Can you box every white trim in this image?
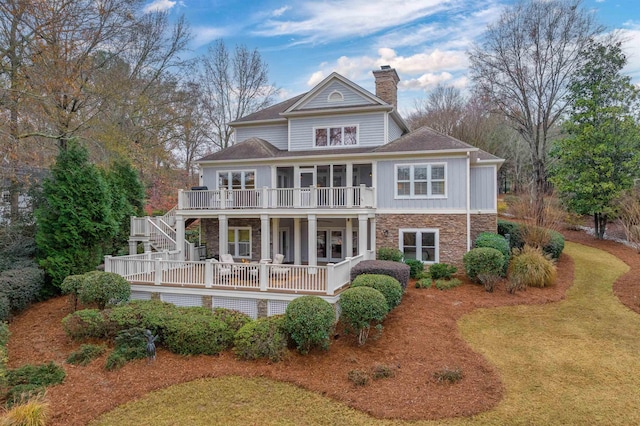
[376,208,467,214]
[313,124,359,148]
[394,163,447,199]
[466,152,471,251]
[384,111,389,144]
[327,90,344,102]
[398,228,439,264]
[216,169,257,190]
[228,226,252,259]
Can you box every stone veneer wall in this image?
[375,213,467,266]
[470,214,498,243]
[201,218,262,261]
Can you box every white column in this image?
[370,216,377,259]
[294,217,301,265]
[308,214,317,267]
[358,214,368,257]
[128,241,137,256]
[261,214,270,261]
[272,217,280,258]
[218,214,228,255]
[175,215,185,261]
[345,218,353,258]
[346,163,354,207]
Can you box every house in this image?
[112,66,502,318]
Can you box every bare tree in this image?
[199,40,278,150]
[407,84,465,135]
[468,0,602,222]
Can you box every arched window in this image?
[327,90,344,102]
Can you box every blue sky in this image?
[147,0,640,115]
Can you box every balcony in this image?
[178,186,375,211]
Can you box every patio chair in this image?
[270,254,290,278]
[211,258,232,278]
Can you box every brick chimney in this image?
[373,65,400,109]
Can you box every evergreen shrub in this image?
[0,266,45,313]
[283,296,335,354]
[339,287,388,345]
[233,316,288,362]
[105,327,148,370]
[62,309,108,340]
[463,247,505,283]
[66,344,106,366]
[475,232,510,273]
[350,274,403,311]
[163,315,230,355]
[350,260,410,290]
[497,219,525,250]
[428,263,457,280]
[77,271,131,309]
[377,247,403,262]
[404,259,424,278]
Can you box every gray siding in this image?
[470,166,496,211]
[298,81,375,110]
[202,165,272,190]
[289,112,385,151]
[388,116,404,142]
[234,124,288,150]
[376,157,468,210]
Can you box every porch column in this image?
[261,214,270,261]
[272,217,280,259]
[294,217,301,265]
[358,214,368,257]
[308,214,317,267]
[175,215,185,261]
[370,216,377,260]
[143,241,151,253]
[345,218,353,258]
[218,214,228,255]
[128,241,137,256]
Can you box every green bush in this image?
[350,274,403,311]
[543,230,565,260]
[7,362,66,387]
[428,263,457,280]
[463,247,505,283]
[105,327,147,370]
[283,296,335,354]
[62,309,108,340]
[339,287,388,346]
[415,277,432,288]
[377,247,403,262]
[0,293,10,322]
[1,322,9,391]
[350,260,410,290]
[497,219,525,250]
[163,315,230,355]
[508,246,557,292]
[475,232,510,274]
[404,259,424,278]
[0,321,9,347]
[61,274,85,310]
[77,271,131,309]
[4,383,46,407]
[210,308,253,336]
[105,300,179,338]
[233,316,288,362]
[435,278,462,290]
[0,266,45,313]
[66,344,106,366]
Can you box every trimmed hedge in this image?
[233,316,288,362]
[62,309,108,340]
[163,314,231,355]
[210,308,253,336]
[339,287,388,345]
[350,260,410,290]
[377,247,403,262]
[475,232,510,274]
[350,274,403,311]
[0,266,45,314]
[463,247,505,283]
[105,299,178,338]
[284,296,335,354]
[77,271,131,309]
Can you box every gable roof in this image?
[199,137,281,161]
[230,93,307,125]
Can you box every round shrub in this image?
[475,232,510,274]
[542,230,565,260]
[497,220,525,250]
[210,308,253,335]
[163,314,230,355]
[463,247,505,283]
[61,274,85,310]
[404,259,425,278]
[62,309,108,340]
[428,263,458,280]
[283,296,335,354]
[377,247,403,262]
[77,271,131,309]
[0,266,45,313]
[233,315,288,362]
[339,287,388,346]
[350,274,403,311]
[106,300,178,338]
[508,245,557,291]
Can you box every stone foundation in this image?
[470,214,498,243]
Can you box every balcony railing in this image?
[178,186,375,210]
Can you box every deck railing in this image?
[104,252,368,295]
[178,186,375,211]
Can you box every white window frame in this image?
[399,228,439,263]
[394,163,447,199]
[228,226,252,259]
[313,125,359,148]
[217,170,256,190]
[327,90,344,102]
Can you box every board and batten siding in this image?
[202,165,272,190]
[298,81,376,110]
[375,157,468,210]
[388,117,404,142]
[470,166,497,211]
[234,124,288,150]
[289,112,385,151]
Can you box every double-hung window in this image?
[395,164,446,198]
[399,229,438,263]
[228,227,251,258]
[314,126,358,147]
[218,170,255,190]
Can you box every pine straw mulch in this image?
[6,230,639,426]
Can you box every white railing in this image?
[148,219,176,252]
[178,186,375,210]
[106,251,367,295]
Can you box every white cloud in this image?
[272,6,290,17]
[254,0,454,45]
[620,25,640,84]
[401,72,453,90]
[143,0,176,13]
[307,71,326,86]
[192,26,230,47]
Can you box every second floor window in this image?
[315,126,358,147]
[218,170,255,190]
[396,164,446,198]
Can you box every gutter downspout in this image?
[466,151,471,251]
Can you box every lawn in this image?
[92,242,640,425]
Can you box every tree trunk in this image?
[534,159,546,226]
[594,213,608,239]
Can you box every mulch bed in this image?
[6,229,639,426]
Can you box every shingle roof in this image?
[198,138,281,161]
[373,126,476,152]
[230,93,307,124]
